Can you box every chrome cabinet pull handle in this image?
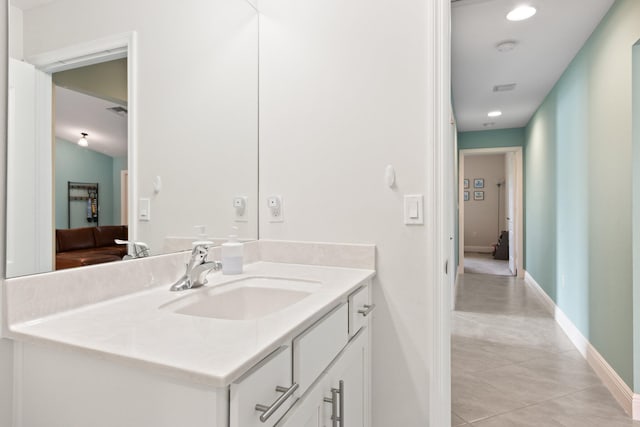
[255,382,299,422]
[323,380,344,427]
[357,304,376,317]
[338,380,344,427]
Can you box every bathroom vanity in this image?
[4,242,375,427]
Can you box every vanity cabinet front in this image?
[230,346,297,427]
[277,281,372,427]
[11,276,373,427]
[277,327,369,427]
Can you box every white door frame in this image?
[27,32,138,243]
[458,147,524,278]
[429,0,452,426]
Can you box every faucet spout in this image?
[169,243,222,291]
[189,261,223,288]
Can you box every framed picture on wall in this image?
[463,179,469,189]
[474,178,484,188]
[474,191,484,201]
[464,191,469,201]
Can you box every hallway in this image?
[463,253,512,276]
[452,273,640,426]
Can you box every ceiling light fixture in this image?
[488,111,502,118]
[78,132,89,147]
[506,5,537,21]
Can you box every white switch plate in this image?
[404,194,423,225]
[233,196,248,222]
[139,198,151,221]
[267,195,284,223]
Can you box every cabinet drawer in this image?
[348,283,372,337]
[293,303,348,394]
[230,346,297,427]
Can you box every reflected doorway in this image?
[53,58,128,232]
[6,34,135,278]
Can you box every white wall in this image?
[1,1,14,425]
[259,0,442,424]
[18,0,258,252]
[463,154,505,249]
[8,5,22,60]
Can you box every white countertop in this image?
[8,262,374,387]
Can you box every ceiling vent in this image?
[493,83,517,93]
[106,106,128,117]
[483,122,496,128]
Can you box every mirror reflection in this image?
[6,0,259,278]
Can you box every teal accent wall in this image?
[458,127,525,150]
[55,138,119,229]
[525,0,639,388]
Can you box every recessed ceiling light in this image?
[488,111,502,118]
[507,5,537,21]
[496,41,517,52]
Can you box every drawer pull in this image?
[323,380,344,427]
[357,304,376,317]
[255,382,299,422]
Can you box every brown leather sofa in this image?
[55,225,128,270]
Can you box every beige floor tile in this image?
[452,271,636,426]
[452,370,528,422]
[452,412,468,426]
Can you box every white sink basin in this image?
[161,276,321,320]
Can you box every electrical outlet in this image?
[233,196,248,222]
[267,195,283,223]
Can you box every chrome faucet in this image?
[115,239,150,259]
[170,243,222,292]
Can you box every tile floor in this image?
[452,273,640,426]
[464,252,512,276]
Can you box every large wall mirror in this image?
[6,0,259,278]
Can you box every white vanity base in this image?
[14,341,228,427]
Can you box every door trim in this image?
[430,0,452,426]
[27,32,138,245]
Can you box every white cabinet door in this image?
[277,374,327,427]
[230,346,297,427]
[322,329,369,427]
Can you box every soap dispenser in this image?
[221,227,243,275]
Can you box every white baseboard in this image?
[464,246,493,253]
[524,271,636,419]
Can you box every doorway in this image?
[5,33,137,278]
[52,58,128,231]
[458,147,523,278]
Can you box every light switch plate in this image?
[139,198,151,221]
[404,194,423,225]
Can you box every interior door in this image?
[505,152,516,275]
[7,58,53,277]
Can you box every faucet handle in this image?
[191,240,214,261]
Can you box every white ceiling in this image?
[55,86,128,158]
[452,0,615,132]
